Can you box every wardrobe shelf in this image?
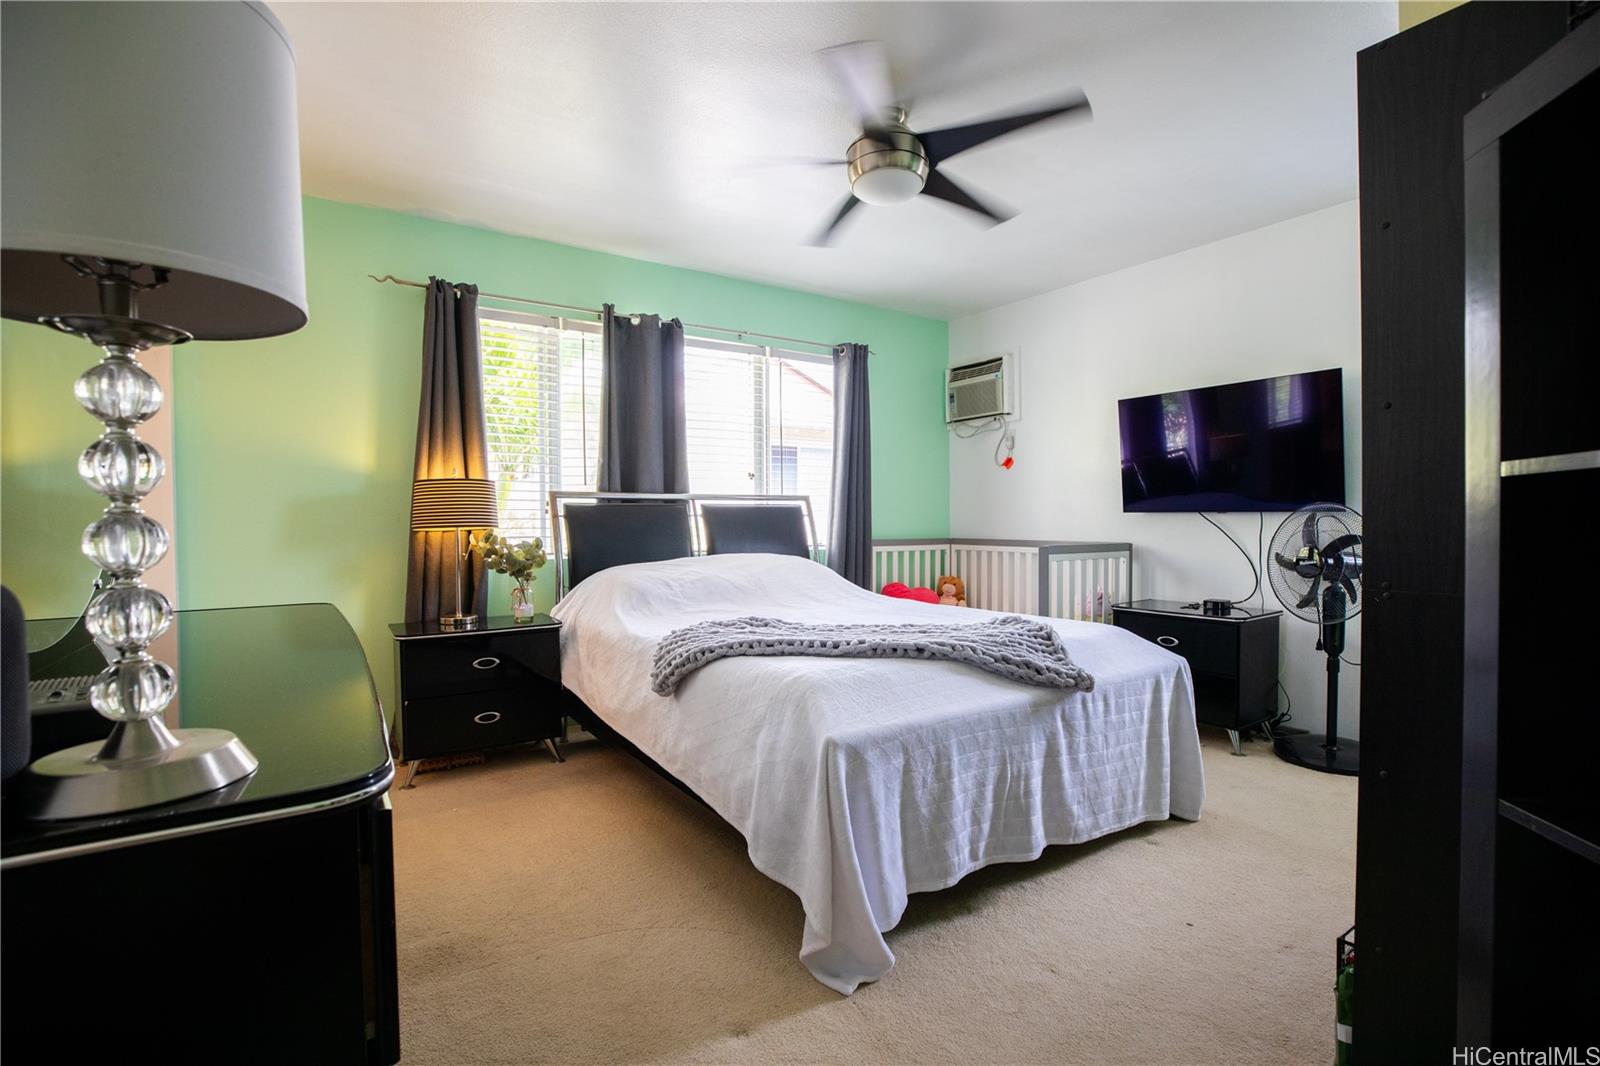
[1499,450,1600,477]
[1498,798,1600,866]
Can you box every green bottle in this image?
[1335,949,1355,1066]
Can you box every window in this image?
[683,339,835,545]
[479,309,601,540]
[479,312,835,547]
[769,445,798,488]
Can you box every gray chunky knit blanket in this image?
[650,615,1095,696]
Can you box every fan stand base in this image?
[1274,733,1359,776]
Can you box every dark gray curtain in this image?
[405,278,490,622]
[597,303,689,493]
[828,342,872,587]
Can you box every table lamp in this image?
[1,2,307,818]
[410,479,500,631]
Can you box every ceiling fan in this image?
[804,40,1093,245]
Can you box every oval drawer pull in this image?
[1155,635,1180,648]
[472,711,503,725]
[471,656,500,670]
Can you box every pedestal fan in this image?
[1268,503,1363,775]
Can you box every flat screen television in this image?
[1118,368,1345,512]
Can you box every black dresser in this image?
[390,614,566,786]
[2,603,399,1065]
[1111,599,1281,754]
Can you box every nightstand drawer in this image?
[1113,610,1239,677]
[399,629,559,699]
[398,692,560,760]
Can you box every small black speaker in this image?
[2,585,31,780]
[1202,598,1234,616]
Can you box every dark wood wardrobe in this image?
[1355,2,1593,1059]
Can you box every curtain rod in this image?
[367,274,852,354]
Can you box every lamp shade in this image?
[410,479,500,532]
[1,1,307,339]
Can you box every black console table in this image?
[1111,599,1281,754]
[1,603,399,1065]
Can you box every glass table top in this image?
[389,613,559,639]
[4,602,393,860]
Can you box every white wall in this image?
[948,200,1362,739]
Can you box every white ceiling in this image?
[272,1,1395,320]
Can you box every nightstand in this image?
[389,614,565,787]
[1111,599,1281,756]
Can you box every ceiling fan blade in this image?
[1296,578,1322,611]
[820,41,896,137]
[921,169,1012,225]
[1323,533,1361,557]
[1340,575,1359,604]
[1301,511,1320,548]
[810,195,862,246]
[919,90,1091,167]
[741,156,848,170]
[1273,552,1299,571]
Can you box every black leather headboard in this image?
[563,501,694,590]
[701,503,810,559]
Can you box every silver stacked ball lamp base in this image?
[26,723,260,821]
[18,262,258,821]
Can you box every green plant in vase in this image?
[470,531,548,622]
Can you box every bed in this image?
[548,492,1205,994]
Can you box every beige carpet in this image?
[390,728,1356,1065]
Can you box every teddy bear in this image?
[936,574,966,606]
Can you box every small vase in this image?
[510,579,536,622]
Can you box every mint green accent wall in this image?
[0,322,105,618]
[2,197,949,713]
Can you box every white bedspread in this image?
[553,553,1205,993]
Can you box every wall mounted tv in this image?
[1118,368,1346,513]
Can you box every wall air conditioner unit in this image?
[946,356,1009,424]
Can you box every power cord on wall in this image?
[992,417,1015,469]
[1262,680,1294,736]
[950,415,1003,439]
[1254,511,1265,613]
[1198,512,1260,607]
[951,414,1016,469]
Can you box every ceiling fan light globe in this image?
[851,167,926,206]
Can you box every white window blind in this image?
[683,339,835,545]
[479,309,601,540]
[480,311,835,547]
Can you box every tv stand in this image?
[1111,599,1281,754]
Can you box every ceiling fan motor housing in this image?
[847,128,929,206]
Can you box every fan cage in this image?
[1267,504,1363,625]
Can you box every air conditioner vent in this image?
[946,357,1009,424]
[949,358,1003,384]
